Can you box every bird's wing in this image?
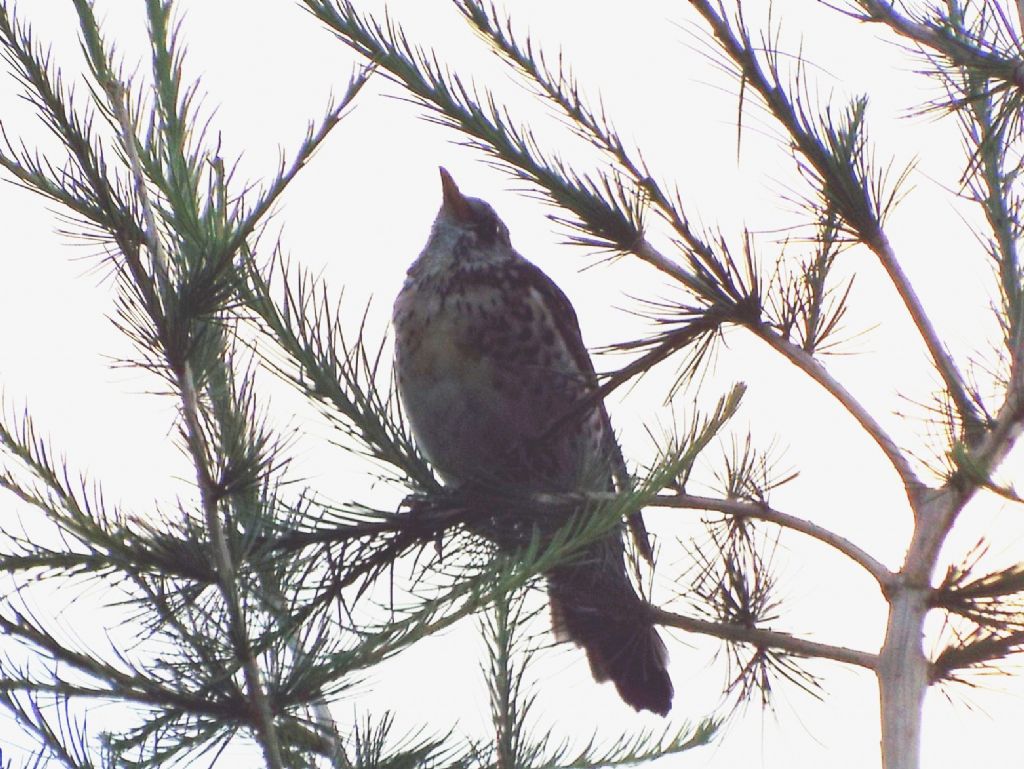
[508,258,654,562]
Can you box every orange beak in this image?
[439,167,473,222]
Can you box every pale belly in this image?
[394,296,607,493]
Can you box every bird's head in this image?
[421,168,513,268]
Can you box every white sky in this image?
[1,1,1023,767]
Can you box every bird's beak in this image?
[439,167,473,222]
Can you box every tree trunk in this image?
[877,585,929,769]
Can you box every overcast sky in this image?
[1,1,1023,767]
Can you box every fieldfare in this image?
[393,168,673,715]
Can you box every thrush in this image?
[393,168,673,715]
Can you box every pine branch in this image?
[0,609,247,720]
[929,3,1024,377]
[451,0,727,292]
[343,713,458,769]
[71,0,288,761]
[239,249,433,489]
[753,325,923,496]
[844,0,1024,91]
[535,720,718,769]
[690,0,981,439]
[481,590,535,769]
[106,75,283,768]
[650,607,877,670]
[227,66,372,258]
[477,590,717,769]
[767,214,854,356]
[0,692,94,769]
[0,1,390,761]
[649,493,893,587]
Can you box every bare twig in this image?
[751,325,923,499]
[648,492,894,587]
[633,237,698,287]
[650,606,878,670]
[864,227,982,436]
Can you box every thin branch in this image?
[648,492,894,587]
[853,0,1024,90]
[650,606,878,670]
[633,237,704,290]
[603,236,923,502]
[0,612,244,719]
[602,230,924,502]
[864,226,983,439]
[106,78,283,768]
[689,0,980,435]
[751,324,923,499]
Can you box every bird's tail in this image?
[547,557,673,716]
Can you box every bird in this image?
[392,167,673,716]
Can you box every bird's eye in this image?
[477,218,500,243]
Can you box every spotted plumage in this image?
[393,168,673,715]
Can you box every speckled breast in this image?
[393,268,609,494]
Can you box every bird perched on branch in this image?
[393,168,673,715]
